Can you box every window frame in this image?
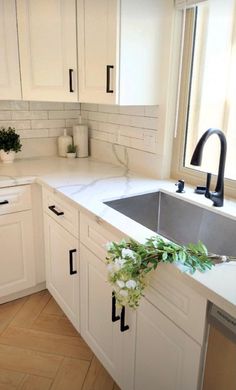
[171,7,236,199]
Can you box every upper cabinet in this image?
[0,0,21,100]
[77,0,173,105]
[16,0,78,102]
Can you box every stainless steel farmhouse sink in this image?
[104,191,236,257]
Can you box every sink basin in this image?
[104,191,236,257]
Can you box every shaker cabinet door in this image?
[0,211,35,298]
[134,298,202,390]
[44,215,79,329]
[80,244,135,390]
[0,0,21,100]
[77,0,118,104]
[17,0,78,102]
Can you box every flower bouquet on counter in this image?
[106,237,214,309]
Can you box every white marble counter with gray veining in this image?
[1,155,236,317]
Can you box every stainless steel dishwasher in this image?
[203,304,236,390]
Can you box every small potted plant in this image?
[66,142,77,159]
[0,127,22,163]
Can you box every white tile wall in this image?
[81,103,163,178]
[0,101,81,158]
[81,103,159,155]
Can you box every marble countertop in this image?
[1,156,236,317]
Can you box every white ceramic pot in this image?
[0,150,16,164]
[66,152,76,159]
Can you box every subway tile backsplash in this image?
[0,100,162,177]
[81,103,159,155]
[0,101,80,159]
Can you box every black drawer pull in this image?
[112,292,120,322]
[0,200,9,205]
[69,68,74,92]
[69,249,77,275]
[48,205,64,216]
[106,65,114,93]
[120,306,129,332]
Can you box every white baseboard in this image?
[0,282,47,304]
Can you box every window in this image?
[172,0,236,191]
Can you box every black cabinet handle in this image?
[48,205,64,216]
[106,65,114,93]
[69,68,74,92]
[112,292,120,322]
[69,249,77,275]
[120,306,129,332]
[0,200,9,205]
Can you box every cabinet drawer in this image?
[145,264,207,345]
[43,188,79,238]
[80,213,124,261]
[0,185,31,215]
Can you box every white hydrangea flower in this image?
[126,279,137,289]
[119,289,128,297]
[106,242,115,251]
[121,248,136,259]
[107,264,114,273]
[116,280,125,288]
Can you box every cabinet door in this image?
[0,0,21,100]
[134,298,202,390]
[0,211,35,297]
[80,244,135,390]
[44,215,79,329]
[77,0,119,104]
[17,0,77,102]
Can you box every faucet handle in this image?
[205,172,212,198]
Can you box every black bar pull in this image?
[69,69,74,92]
[69,249,77,275]
[112,292,120,322]
[48,205,64,216]
[0,200,9,205]
[106,65,114,93]
[120,306,129,332]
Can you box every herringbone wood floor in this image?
[0,290,120,390]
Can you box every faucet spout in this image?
[190,128,227,207]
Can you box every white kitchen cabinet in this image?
[77,0,174,105]
[44,214,79,330]
[0,0,21,100]
[80,244,135,390]
[134,297,202,390]
[0,185,36,300]
[17,0,77,102]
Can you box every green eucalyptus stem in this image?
[106,236,215,309]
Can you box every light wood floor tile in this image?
[0,326,93,361]
[82,356,114,390]
[42,297,65,317]
[18,374,52,390]
[32,313,78,337]
[0,383,17,390]
[0,298,28,335]
[11,291,51,328]
[51,357,90,390]
[0,344,63,379]
[0,368,25,387]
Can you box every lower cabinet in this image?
[134,298,202,390]
[0,210,35,298]
[79,212,205,390]
[80,244,135,390]
[44,214,79,330]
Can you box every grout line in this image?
[81,354,94,390]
